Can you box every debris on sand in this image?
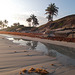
[19,67,49,75]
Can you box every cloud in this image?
[24,11,40,15]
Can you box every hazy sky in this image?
[0,0,75,26]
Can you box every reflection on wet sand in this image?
[44,43,75,59]
[26,41,38,50]
[7,37,75,66]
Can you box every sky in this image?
[0,0,75,27]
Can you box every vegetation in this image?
[1,24,36,32]
[13,22,20,26]
[1,25,24,32]
[0,3,75,39]
[26,14,39,27]
[0,21,3,27]
[31,14,75,33]
[45,3,59,21]
[0,31,75,42]
[3,20,8,27]
[1,14,75,35]
[30,14,39,27]
[0,20,8,28]
[46,15,52,21]
[26,18,32,27]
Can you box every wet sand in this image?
[0,35,75,75]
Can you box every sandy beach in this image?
[0,34,75,75]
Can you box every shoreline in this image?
[0,31,75,49]
[0,34,75,75]
[20,35,75,49]
[0,31,75,42]
[1,33,75,49]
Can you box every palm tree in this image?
[0,21,3,28]
[30,14,39,27]
[46,15,52,21]
[45,3,59,21]
[17,22,20,26]
[4,20,8,25]
[3,20,8,27]
[32,17,39,27]
[26,18,32,27]
[4,20,8,24]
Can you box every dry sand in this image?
[0,34,75,75]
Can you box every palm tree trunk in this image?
[51,15,53,21]
[29,22,31,27]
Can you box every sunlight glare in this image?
[0,0,16,21]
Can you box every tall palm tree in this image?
[3,20,8,27]
[30,14,39,27]
[45,3,59,21]
[30,14,36,20]
[32,17,39,27]
[26,18,32,27]
[4,20,8,24]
